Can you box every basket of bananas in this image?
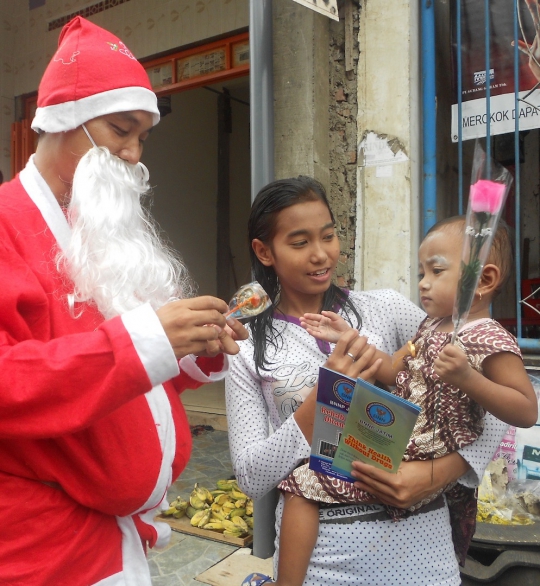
[159,479,254,545]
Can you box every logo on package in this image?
[366,402,395,426]
[473,69,494,87]
[333,379,354,405]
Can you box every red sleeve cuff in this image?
[194,354,225,376]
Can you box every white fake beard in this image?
[57,146,193,319]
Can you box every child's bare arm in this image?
[300,310,349,343]
[301,310,409,385]
[434,346,538,428]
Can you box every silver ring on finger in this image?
[346,352,356,362]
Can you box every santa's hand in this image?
[157,296,230,359]
[433,343,472,388]
[300,310,350,343]
[224,317,249,341]
[202,318,249,357]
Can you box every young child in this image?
[274,216,537,586]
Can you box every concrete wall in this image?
[271,0,420,299]
[355,0,421,300]
[272,0,359,290]
[272,0,330,187]
[328,8,360,290]
[0,0,249,180]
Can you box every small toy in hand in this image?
[225,281,271,320]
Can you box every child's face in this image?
[418,228,462,319]
[261,199,340,306]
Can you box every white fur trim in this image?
[115,516,153,586]
[114,384,175,583]
[179,353,229,383]
[135,384,176,514]
[121,304,179,388]
[138,502,171,549]
[32,86,160,133]
[92,572,126,586]
[19,155,71,251]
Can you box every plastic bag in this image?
[476,458,538,525]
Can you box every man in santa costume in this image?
[0,16,247,586]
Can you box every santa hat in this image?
[32,16,160,133]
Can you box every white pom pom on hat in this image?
[32,16,160,133]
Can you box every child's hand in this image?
[300,310,351,343]
[433,344,473,388]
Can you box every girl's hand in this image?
[300,310,350,343]
[325,328,382,381]
[350,453,470,508]
[433,344,473,388]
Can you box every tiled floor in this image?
[148,429,241,585]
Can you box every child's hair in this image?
[248,176,362,375]
[425,215,513,295]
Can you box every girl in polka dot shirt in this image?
[226,176,510,586]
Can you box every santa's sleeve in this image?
[121,303,228,394]
[0,239,178,438]
[174,354,228,392]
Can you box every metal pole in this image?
[249,0,277,560]
[421,0,437,235]
[457,0,464,214]
[514,0,521,342]
[484,0,491,171]
[250,0,274,201]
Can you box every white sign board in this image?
[451,90,540,142]
[292,0,339,21]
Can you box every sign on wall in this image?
[451,0,540,141]
[292,0,339,21]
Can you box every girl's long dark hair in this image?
[248,176,362,375]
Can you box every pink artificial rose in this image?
[469,179,506,214]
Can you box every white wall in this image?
[355,0,420,300]
[229,88,252,288]
[141,81,251,299]
[142,88,218,296]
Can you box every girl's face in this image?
[254,199,340,313]
[418,228,462,319]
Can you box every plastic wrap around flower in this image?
[451,141,513,344]
[225,281,271,320]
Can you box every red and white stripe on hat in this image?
[32,16,160,133]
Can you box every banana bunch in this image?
[200,479,254,537]
[161,496,189,519]
[189,483,213,510]
[165,480,254,538]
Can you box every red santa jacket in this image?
[0,160,226,586]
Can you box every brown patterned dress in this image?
[279,317,522,565]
